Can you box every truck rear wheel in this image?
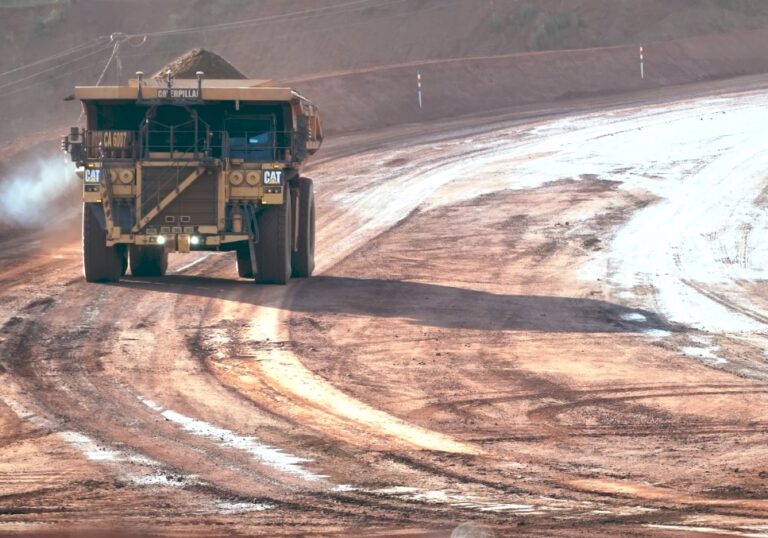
[291,177,315,278]
[129,245,168,277]
[254,199,291,284]
[83,203,122,283]
[236,244,254,278]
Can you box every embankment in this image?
[287,27,768,133]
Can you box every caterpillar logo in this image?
[157,88,200,99]
[84,169,101,183]
[263,170,283,185]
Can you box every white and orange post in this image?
[417,71,423,109]
[640,44,645,80]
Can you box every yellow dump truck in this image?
[62,70,322,284]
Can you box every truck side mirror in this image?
[64,127,83,163]
[293,116,309,161]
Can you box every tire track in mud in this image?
[186,142,659,524]
[206,291,480,455]
[0,256,539,531]
[190,283,575,524]
[0,287,322,521]
[162,160,668,527]
[114,266,536,524]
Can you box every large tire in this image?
[83,203,122,283]
[254,199,291,284]
[236,243,254,278]
[291,177,315,278]
[129,245,168,277]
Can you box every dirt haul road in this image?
[3,80,768,537]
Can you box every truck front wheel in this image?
[254,199,291,284]
[82,203,122,283]
[291,177,315,278]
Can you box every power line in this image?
[0,0,460,99]
[93,35,122,88]
[0,0,394,88]
[0,33,144,98]
[0,45,110,91]
[0,36,109,80]
[2,61,100,99]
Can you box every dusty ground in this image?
[3,78,768,537]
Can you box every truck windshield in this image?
[226,116,275,161]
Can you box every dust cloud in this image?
[0,156,77,229]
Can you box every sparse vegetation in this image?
[528,11,582,51]
[714,0,764,16]
[486,11,504,33]
[486,3,537,36]
[35,1,69,32]
[508,4,538,33]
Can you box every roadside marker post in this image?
[417,71,423,109]
[640,44,645,80]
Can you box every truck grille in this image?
[140,166,218,228]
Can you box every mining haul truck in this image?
[62,71,322,284]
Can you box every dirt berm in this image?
[286,27,768,133]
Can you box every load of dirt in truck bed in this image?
[153,48,247,80]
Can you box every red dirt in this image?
[4,3,768,536]
[2,77,768,535]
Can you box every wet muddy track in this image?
[4,79,768,536]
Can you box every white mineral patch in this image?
[331,484,357,492]
[59,430,202,490]
[371,486,559,513]
[643,329,672,339]
[128,473,198,488]
[60,431,159,465]
[681,346,728,365]
[137,396,325,482]
[620,312,647,322]
[646,524,768,537]
[216,501,275,514]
